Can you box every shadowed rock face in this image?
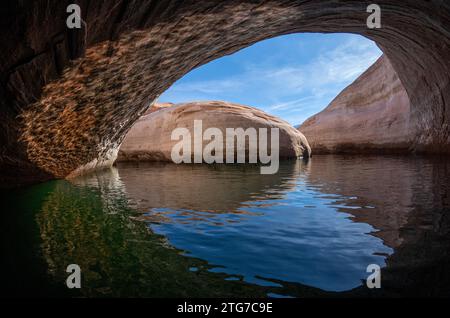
[117,101,311,162]
[299,56,412,154]
[1,1,449,185]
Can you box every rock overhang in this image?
[0,0,449,185]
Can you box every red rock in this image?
[118,101,311,162]
[143,102,174,116]
[299,56,411,154]
[0,1,449,184]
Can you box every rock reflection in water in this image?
[114,161,392,291]
[2,155,448,297]
[114,162,302,224]
[302,155,450,296]
[113,157,450,296]
[36,175,273,297]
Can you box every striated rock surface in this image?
[143,102,174,116]
[0,1,449,185]
[118,101,311,162]
[299,56,412,154]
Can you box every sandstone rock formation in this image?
[143,102,174,116]
[299,56,411,154]
[117,101,311,162]
[0,1,449,185]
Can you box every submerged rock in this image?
[299,56,411,154]
[118,101,311,162]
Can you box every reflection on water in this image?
[1,155,449,297]
[115,161,391,291]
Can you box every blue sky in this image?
[159,33,382,126]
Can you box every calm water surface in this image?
[1,155,449,297]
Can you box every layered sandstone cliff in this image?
[118,101,311,162]
[299,56,411,154]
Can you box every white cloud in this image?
[170,79,243,94]
[161,34,383,125]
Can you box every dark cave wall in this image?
[0,0,449,185]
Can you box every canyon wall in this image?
[1,1,449,185]
[299,56,412,154]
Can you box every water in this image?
[1,155,449,297]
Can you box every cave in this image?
[1,0,449,187]
[1,1,450,300]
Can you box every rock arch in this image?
[1,0,449,185]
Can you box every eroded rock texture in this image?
[1,1,449,185]
[299,56,412,154]
[143,102,174,116]
[117,101,311,162]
